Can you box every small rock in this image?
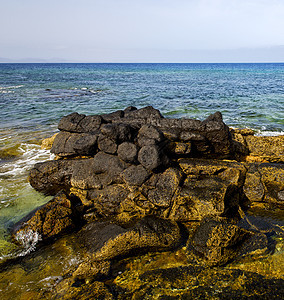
[97,134,118,154]
[137,125,164,147]
[148,168,182,207]
[122,165,150,186]
[138,145,162,171]
[117,142,138,163]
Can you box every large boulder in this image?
[190,216,269,266]
[58,112,102,133]
[29,159,76,195]
[168,158,247,221]
[243,162,284,207]
[79,216,181,261]
[245,135,284,163]
[51,131,98,157]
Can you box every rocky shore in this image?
[12,106,284,299]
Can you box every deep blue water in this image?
[1,63,283,136]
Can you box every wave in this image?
[0,85,24,94]
[0,143,55,179]
[256,130,284,137]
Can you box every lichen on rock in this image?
[11,106,284,299]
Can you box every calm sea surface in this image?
[0,63,283,261]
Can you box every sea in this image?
[0,63,283,297]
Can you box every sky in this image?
[0,0,284,62]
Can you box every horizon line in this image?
[0,61,283,64]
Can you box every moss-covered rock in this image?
[12,191,81,241]
[78,216,181,261]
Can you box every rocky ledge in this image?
[12,106,284,299]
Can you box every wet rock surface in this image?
[9,107,284,299]
[12,191,82,241]
[79,216,181,261]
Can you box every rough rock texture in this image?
[13,107,284,299]
[79,216,181,261]
[114,266,284,299]
[41,133,59,150]
[245,135,284,163]
[50,106,234,159]
[13,191,81,241]
[29,159,75,195]
[72,260,111,282]
[243,163,284,206]
[28,107,284,229]
[55,280,113,300]
[190,216,268,265]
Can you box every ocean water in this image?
[0,63,283,266]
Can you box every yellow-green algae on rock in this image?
[1,107,284,299]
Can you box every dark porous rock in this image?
[79,216,181,261]
[148,168,182,208]
[201,111,232,157]
[70,159,112,190]
[100,123,133,143]
[169,177,237,222]
[51,131,98,157]
[180,118,203,131]
[137,124,164,147]
[138,145,162,171]
[117,142,138,163]
[79,115,104,133]
[191,217,249,265]
[58,112,102,133]
[13,191,81,241]
[122,165,150,186]
[72,133,99,156]
[98,134,118,154]
[124,105,163,120]
[93,152,130,178]
[124,106,137,114]
[101,110,124,122]
[29,159,76,195]
[58,112,85,132]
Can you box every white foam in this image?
[0,85,24,90]
[230,126,284,137]
[39,276,63,287]
[0,85,24,94]
[0,143,55,178]
[15,228,42,256]
[255,130,284,137]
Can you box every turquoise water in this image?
[0,63,283,260]
[1,63,283,133]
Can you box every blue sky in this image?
[1,0,283,62]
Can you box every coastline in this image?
[0,62,283,298]
[1,107,283,299]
